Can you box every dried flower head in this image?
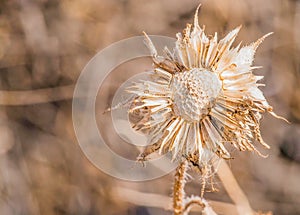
[127,7,284,169]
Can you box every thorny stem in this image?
[173,160,219,215]
[173,160,188,215]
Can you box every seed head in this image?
[171,68,222,122]
[127,7,285,168]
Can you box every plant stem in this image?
[173,160,188,215]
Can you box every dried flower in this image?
[127,6,284,169]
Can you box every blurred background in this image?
[0,0,299,214]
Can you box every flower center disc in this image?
[171,68,222,122]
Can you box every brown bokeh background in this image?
[0,0,299,214]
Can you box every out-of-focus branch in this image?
[0,85,75,105]
[214,160,254,215]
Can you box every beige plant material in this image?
[129,5,283,174]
